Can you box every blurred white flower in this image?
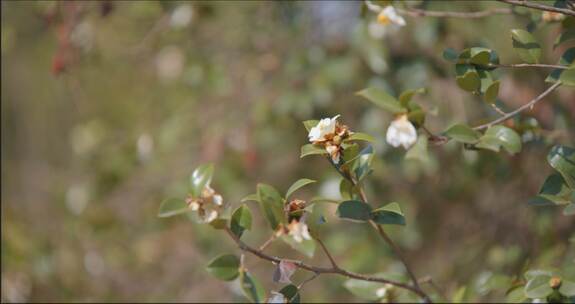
[156,46,185,82]
[187,185,224,223]
[368,20,400,39]
[308,115,339,142]
[377,6,406,27]
[386,115,417,149]
[65,183,89,215]
[287,219,311,243]
[267,291,286,304]
[325,144,341,164]
[170,4,194,29]
[70,21,94,52]
[137,133,154,162]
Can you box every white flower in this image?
[386,115,417,149]
[170,4,194,29]
[267,292,286,304]
[187,185,224,223]
[377,6,406,27]
[325,144,341,164]
[288,219,312,243]
[308,115,340,142]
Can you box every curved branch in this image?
[473,81,562,131]
[489,63,570,70]
[498,0,575,17]
[223,227,431,302]
[398,7,512,18]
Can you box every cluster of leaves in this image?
[529,145,575,215]
[506,270,575,303]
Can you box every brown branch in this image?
[258,234,277,251]
[398,7,512,18]
[473,81,562,131]
[498,0,575,17]
[489,63,570,70]
[223,227,430,301]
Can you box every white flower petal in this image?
[386,115,417,149]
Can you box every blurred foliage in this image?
[1,0,574,302]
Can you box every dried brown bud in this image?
[549,276,562,289]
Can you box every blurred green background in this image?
[1,1,574,302]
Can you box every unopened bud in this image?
[549,276,562,289]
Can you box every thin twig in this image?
[398,7,512,18]
[223,227,430,301]
[258,234,277,252]
[297,272,320,290]
[498,0,575,17]
[315,237,339,269]
[491,104,508,116]
[489,63,569,70]
[473,81,562,131]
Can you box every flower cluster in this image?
[308,115,351,164]
[386,114,417,149]
[282,199,312,243]
[186,185,224,223]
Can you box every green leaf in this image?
[281,235,316,258]
[559,67,575,87]
[443,48,458,62]
[479,126,522,155]
[257,184,285,230]
[547,145,575,188]
[456,70,481,92]
[300,144,328,158]
[564,204,575,216]
[407,108,426,128]
[189,163,214,198]
[241,193,260,203]
[340,178,355,200]
[206,254,240,281]
[209,218,228,230]
[470,47,491,65]
[356,87,405,114]
[345,132,375,143]
[475,135,502,152]
[560,279,575,296]
[285,178,316,200]
[399,87,426,106]
[511,29,541,64]
[444,124,481,144]
[530,174,573,206]
[484,80,500,104]
[230,205,252,238]
[303,120,319,132]
[546,48,574,84]
[524,275,553,299]
[279,284,301,303]
[452,286,467,303]
[371,202,406,226]
[158,198,189,218]
[343,279,384,301]
[337,200,372,222]
[352,145,374,182]
[240,270,266,303]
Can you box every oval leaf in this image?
[206,254,240,281]
[524,275,553,299]
[356,87,405,114]
[484,81,500,104]
[456,70,481,92]
[231,205,253,238]
[511,29,541,64]
[337,200,372,222]
[257,184,285,230]
[371,202,406,226]
[240,270,266,303]
[345,132,375,143]
[158,198,188,218]
[547,145,575,188]
[286,178,316,200]
[444,124,481,144]
[279,284,301,303]
[300,144,328,158]
[483,125,522,154]
[190,163,214,198]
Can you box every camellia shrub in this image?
[159,1,574,303]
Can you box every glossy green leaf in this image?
[300,144,328,158]
[547,145,575,188]
[337,200,372,222]
[230,205,252,238]
[524,275,553,299]
[444,124,481,144]
[279,284,301,303]
[189,163,214,198]
[456,70,481,92]
[342,143,360,165]
[559,67,575,87]
[209,218,228,230]
[546,48,574,84]
[257,183,285,230]
[443,48,458,62]
[285,178,316,200]
[484,80,500,104]
[529,174,573,206]
[158,198,189,218]
[340,178,355,200]
[345,132,375,143]
[281,235,315,258]
[371,202,406,226]
[303,120,319,132]
[481,126,522,154]
[206,254,240,281]
[475,135,502,152]
[470,47,491,65]
[511,29,541,64]
[356,87,405,114]
[399,87,426,106]
[240,270,266,303]
[352,145,374,181]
